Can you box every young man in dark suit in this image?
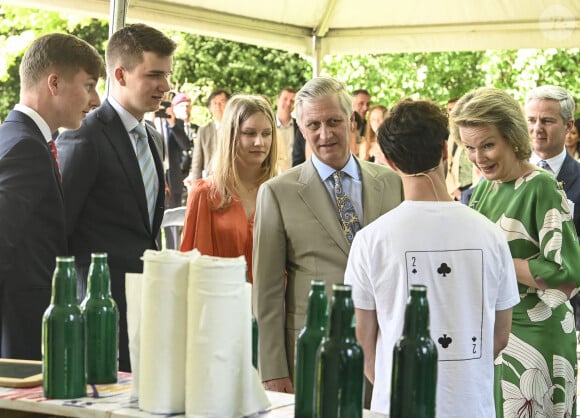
[57,24,176,371]
[0,33,104,360]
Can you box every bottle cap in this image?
[55,256,75,262]
[410,284,427,295]
[332,284,352,294]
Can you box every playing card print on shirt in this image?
[405,249,484,362]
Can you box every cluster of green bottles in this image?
[294,281,364,418]
[42,253,119,399]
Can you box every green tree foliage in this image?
[173,33,312,96]
[171,32,311,124]
[322,49,579,110]
[0,6,109,118]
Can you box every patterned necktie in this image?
[537,160,553,173]
[332,170,362,244]
[47,140,61,179]
[133,123,156,226]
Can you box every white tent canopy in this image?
[5,0,579,64]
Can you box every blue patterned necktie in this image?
[537,160,553,173]
[133,123,156,226]
[332,170,362,244]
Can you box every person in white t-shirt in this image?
[344,99,520,417]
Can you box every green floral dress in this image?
[470,169,580,417]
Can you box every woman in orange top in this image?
[180,95,278,283]
[358,104,388,164]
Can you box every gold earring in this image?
[514,146,519,152]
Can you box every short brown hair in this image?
[19,33,105,90]
[105,23,176,74]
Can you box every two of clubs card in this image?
[406,249,485,361]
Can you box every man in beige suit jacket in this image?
[253,77,403,393]
[189,89,230,180]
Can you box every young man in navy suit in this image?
[57,24,176,371]
[0,34,104,360]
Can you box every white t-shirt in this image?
[345,201,519,418]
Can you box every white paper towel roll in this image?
[139,249,200,414]
[125,273,143,401]
[186,255,270,418]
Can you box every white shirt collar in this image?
[311,153,360,181]
[276,114,294,129]
[530,148,566,176]
[14,104,52,143]
[107,96,141,132]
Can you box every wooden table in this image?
[0,372,388,417]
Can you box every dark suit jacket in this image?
[57,99,164,371]
[164,119,192,208]
[288,119,307,167]
[557,153,580,330]
[0,110,66,360]
[557,153,580,236]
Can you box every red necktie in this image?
[48,140,61,179]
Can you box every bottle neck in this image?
[305,286,328,329]
[327,291,356,340]
[87,255,111,297]
[51,258,77,305]
[402,292,431,337]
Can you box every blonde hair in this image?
[450,87,531,161]
[210,94,278,209]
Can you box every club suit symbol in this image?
[438,334,452,348]
[437,262,451,277]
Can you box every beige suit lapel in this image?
[297,160,350,256]
[360,162,385,226]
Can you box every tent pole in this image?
[106,0,128,95]
[109,0,127,37]
[312,35,321,77]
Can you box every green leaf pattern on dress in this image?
[473,170,580,418]
[500,334,575,417]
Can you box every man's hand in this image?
[166,105,176,127]
[263,377,294,393]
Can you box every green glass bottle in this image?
[42,256,86,399]
[295,280,328,418]
[252,314,258,369]
[314,284,363,418]
[247,271,258,369]
[81,253,118,384]
[390,284,437,418]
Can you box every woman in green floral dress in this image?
[450,87,580,417]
